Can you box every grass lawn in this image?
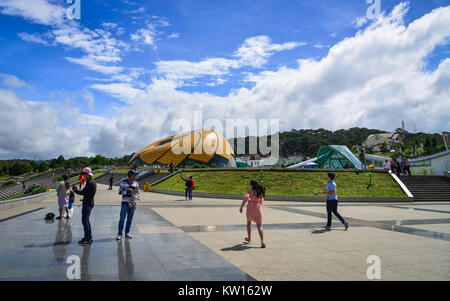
[152,171,406,197]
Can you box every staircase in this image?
[399,176,450,201]
[0,184,25,201]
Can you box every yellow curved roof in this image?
[130,129,235,166]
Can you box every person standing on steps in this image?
[72,167,97,244]
[116,170,140,240]
[314,173,348,231]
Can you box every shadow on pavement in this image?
[221,243,260,251]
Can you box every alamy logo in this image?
[66,0,81,20]
[366,0,381,20]
[366,255,381,280]
[66,255,81,280]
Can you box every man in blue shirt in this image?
[315,173,349,231]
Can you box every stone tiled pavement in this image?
[0,184,449,281]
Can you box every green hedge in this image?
[25,185,46,195]
[53,171,81,182]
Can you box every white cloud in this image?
[233,35,301,68]
[0,89,87,159]
[354,16,368,28]
[17,32,52,45]
[90,83,147,102]
[65,56,123,74]
[167,32,180,39]
[0,74,27,88]
[0,0,66,26]
[155,35,303,84]
[130,28,156,46]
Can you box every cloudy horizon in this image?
[0,0,449,160]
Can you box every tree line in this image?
[0,153,135,177]
[228,127,445,158]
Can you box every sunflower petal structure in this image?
[130,129,236,167]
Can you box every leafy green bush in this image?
[25,185,46,195]
[91,165,101,171]
[193,163,201,168]
[210,164,218,168]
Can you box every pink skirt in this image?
[246,201,263,225]
[58,195,69,208]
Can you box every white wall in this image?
[411,153,450,176]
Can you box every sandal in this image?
[261,242,266,248]
[244,237,251,243]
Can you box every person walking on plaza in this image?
[359,149,367,170]
[240,180,266,248]
[108,174,114,190]
[180,174,194,200]
[72,167,96,244]
[314,173,348,231]
[56,174,71,220]
[116,170,140,240]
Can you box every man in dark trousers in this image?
[108,174,114,190]
[73,167,97,244]
[359,149,366,170]
[315,173,348,231]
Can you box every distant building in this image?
[410,150,450,176]
[362,133,402,152]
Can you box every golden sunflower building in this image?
[130,129,237,168]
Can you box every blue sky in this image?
[0,0,449,159]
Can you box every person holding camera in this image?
[180,174,194,200]
[116,170,140,240]
[72,167,97,244]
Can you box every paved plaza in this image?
[0,184,449,281]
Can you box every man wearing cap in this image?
[72,167,97,244]
[56,174,71,220]
[116,170,140,240]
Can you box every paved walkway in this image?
[0,184,449,281]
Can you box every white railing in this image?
[389,170,414,198]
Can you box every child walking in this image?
[239,180,266,248]
[315,173,349,231]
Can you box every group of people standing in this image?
[385,156,411,176]
[54,168,140,245]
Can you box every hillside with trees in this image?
[228,127,445,158]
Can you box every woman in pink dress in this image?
[239,180,266,248]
